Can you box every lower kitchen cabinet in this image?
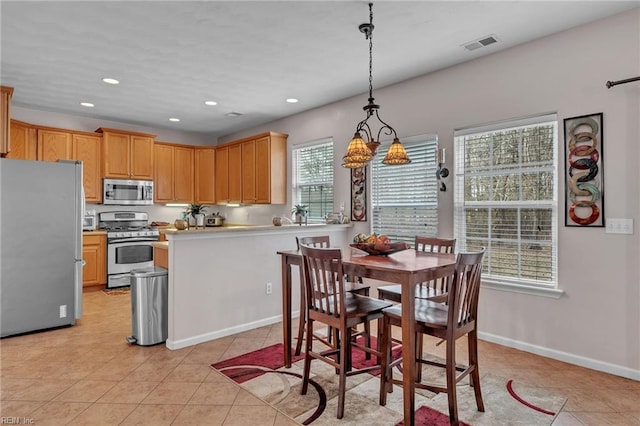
[82,233,106,288]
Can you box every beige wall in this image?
[221,9,640,378]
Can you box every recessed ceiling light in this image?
[80,102,94,107]
[169,118,181,122]
[286,98,299,103]
[225,112,243,117]
[204,100,218,106]
[102,77,119,85]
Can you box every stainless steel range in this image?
[98,211,160,288]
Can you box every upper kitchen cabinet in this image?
[0,86,14,156]
[73,133,102,203]
[37,128,72,161]
[241,132,287,204]
[6,120,37,160]
[97,127,155,180]
[215,143,242,204]
[37,126,102,203]
[154,142,194,204]
[194,147,215,204]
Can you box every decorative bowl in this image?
[349,242,409,256]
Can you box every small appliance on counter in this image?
[83,209,97,230]
[205,213,225,227]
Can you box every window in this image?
[371,135,438,245]
[292,139,333,220]
[454,113,559,294]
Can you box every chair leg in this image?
[445,337,459,425]
[415,332,423,383]
[468,330,485,412]
[363,320,372,361]
[301,318,314,395]
[295,290,306,356]
[379,315,391,406]
[333,327,341,374]
[337,327,348,419]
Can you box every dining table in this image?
[276,246,457,426]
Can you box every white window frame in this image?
[291,138,334,221]
[454,113,563,299]
[371,134,439,245]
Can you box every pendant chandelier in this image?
[342,2,410,168]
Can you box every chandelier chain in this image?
[368,3,374,105]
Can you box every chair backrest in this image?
[415,236,456,253]
[447,249,485,331]
[296,235,331,250]
[300,245,345,318]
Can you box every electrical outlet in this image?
[266,282,273,295]
[59,305,67,318]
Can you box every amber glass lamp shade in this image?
[382,138,411,165]
[343,132,373,166]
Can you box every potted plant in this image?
[291,204,308,224]
[185,203,208,228]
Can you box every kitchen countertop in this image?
[162,223,347,236]
[83,230,107,235]
[152,241,168,249]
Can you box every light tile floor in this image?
[1,289,638,425]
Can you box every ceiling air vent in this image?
[462,34,498,52]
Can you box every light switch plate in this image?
[605,218,634,234]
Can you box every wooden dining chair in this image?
[378,249,485,426]
[377,236,456,303]
[300,245,392,419]
[294,236,370,357]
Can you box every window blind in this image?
[292,140,334,219]
[454,114,558,288]
[371,136,438,245]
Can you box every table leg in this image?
[401,279,416,426]
[281,256,292,368]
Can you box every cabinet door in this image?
[173,146,194,203]
[228,143,242,203]
[38,129,72,162]
[242,140,256,203]
[103,132,131,178]
[82,234,106,287]
[0,86,13,155]
[131,136,154,179]
[195,148,215,204]
[215,146,229,203]
[154,144,174,202]
[7,121,37,160]
[254,136,271,203]
[73,134,102,203]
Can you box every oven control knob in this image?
[132,231,140,237]
[117,232,125,238]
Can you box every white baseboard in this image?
[166,314,284,350]
[478,331,640,381]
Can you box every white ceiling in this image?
[2,1,638,138]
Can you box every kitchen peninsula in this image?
[162,223,351,349]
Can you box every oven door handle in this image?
[108,237,158,244]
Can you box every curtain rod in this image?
[605,76,640,89]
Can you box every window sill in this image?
[481,279,564,299]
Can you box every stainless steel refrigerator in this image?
[0,158,83,337]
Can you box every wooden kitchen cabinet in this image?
[0,86,14,156]
[215,145,229,203]
[73,133,102,203]
[194,147,215,204]
[6,120,37,160]
[36,126,102,203]
[242,132,288,204]
[97,127,155,179]
[216,131,287,205]
[37,128,73,161]
[154,142,194,203]
[82,233,106,288]
[213,143,240,204]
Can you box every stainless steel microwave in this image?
[103,178,153,205]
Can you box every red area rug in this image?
[211,342,566,425]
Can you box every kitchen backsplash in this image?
[90,203,291,226]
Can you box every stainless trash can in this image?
[127,267,168,346]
